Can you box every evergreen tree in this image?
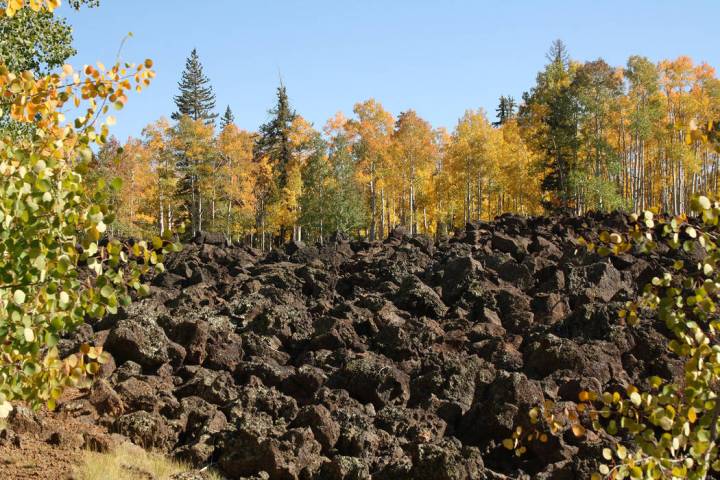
[519,40,580,212]
[172,49,218,124]
[220,105,235,130]
[546,38,570,69]
[255,83,297,193]
[493,95,517,127]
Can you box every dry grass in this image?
[74,442,222,480]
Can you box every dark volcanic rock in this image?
[395,275,448,319]
[85,212,680,479]
[332,352,410,409]
[105,303,172,370]
[114,411,178,451]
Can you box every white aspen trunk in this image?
[261,216,266,251]
[198,196,203,233]
[190,174,196,236]
[465,157,471,224]
[226,201,232,240]
[380,188,385,239]
[409,182,415,235]
[476,176,483,220]
[369,161,377,240]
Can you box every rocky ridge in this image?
[54,212,687,479]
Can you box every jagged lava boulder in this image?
[79,214,687,479]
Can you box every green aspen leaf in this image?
[59,291,70,307]
[100,284,114,298]
[0,401,12,419]
[698,196,712,210]
[659,415,673,431]
[13,289,26,305]
[23,327,34,342]
[45,332,58,347]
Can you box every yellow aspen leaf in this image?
[529,407,539,423]
[616,445,627,459]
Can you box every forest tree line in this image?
[95,40,720,246]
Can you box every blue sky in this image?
[62,0,720,141]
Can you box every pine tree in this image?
[255,83,297,192]
[546,39,570,69]
[220,105,235,130]
[493,96,517,127]
[172,49,218,124]
[519,40,579,212]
